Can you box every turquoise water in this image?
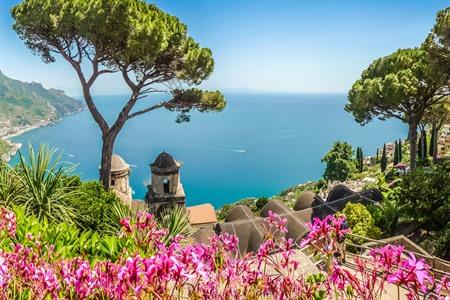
[11,93,406,208]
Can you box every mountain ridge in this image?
[0,70,84,129]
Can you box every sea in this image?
[10,93,407,208]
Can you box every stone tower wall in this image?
[151,172,179,195]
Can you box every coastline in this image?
[0,107,84,162]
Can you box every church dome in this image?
[152,152,177,169]
[111,154,129,172]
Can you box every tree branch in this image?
[126,101,169,120]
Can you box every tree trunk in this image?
[408,122,418,170]
[99,132,117,190]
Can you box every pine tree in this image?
[393,140,399,165]
[381,143,387,172]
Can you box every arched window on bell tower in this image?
[163,178,170,194]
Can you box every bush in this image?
[67,181,123,233]
[341,202,381,244]
[430,223,450,260]
[396,162,450,231]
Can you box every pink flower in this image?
[267,210,288,233]
[387,253,434,294]
[0,208,16,237]
[0,256,11,289]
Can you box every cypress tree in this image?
[398,139,403,162]
[417,134,423,162]
[356,147,360,172]
[418,129,427,162]
[393,140,399,165]
[359,147,364,172]
[423,129,427,161]
[429,127,435,157]
[381,143,387,172]
[376,148,379,161]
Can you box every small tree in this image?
[398,139,403,162]
[321,141,356,182]
[380,144,387,172]
[12,0,226,189]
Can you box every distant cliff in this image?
[0,71,84,160]
[0,71,84,129]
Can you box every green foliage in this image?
[14,145,79,224]
[1,206,130,262]
[216,196,274,221]
[321,141,356,182]
[341,202,382,244]
[11,0,226,120]
[346,47,446,125]
[356,147,363,173]
[393,140,399,165]
[158,205,192,245]
[380,144,387,172]
[430,223,450,260]
[66,181,123,233]
[417,129,428,164]
[255,197,269,211]
[398,139,403,162]
[346,47,449,169]
[367,194,405,236]
[426,7,450,79]
[0,161,22,208]
[0,139,12,157]
[396,161,450,231]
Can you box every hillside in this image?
[0,71,83,130]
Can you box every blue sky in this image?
[0,0,448,95]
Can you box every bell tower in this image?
[110,154,132,206]
[146,152,186,213]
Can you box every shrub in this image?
[341,202,382,244]
[430,223,450,260]
[396,162,450,231]
[67,181,123,233]
[367,193,405,236]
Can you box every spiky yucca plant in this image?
[16,145,79,224]
[158,204,193,245]
[0,161,22,208]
